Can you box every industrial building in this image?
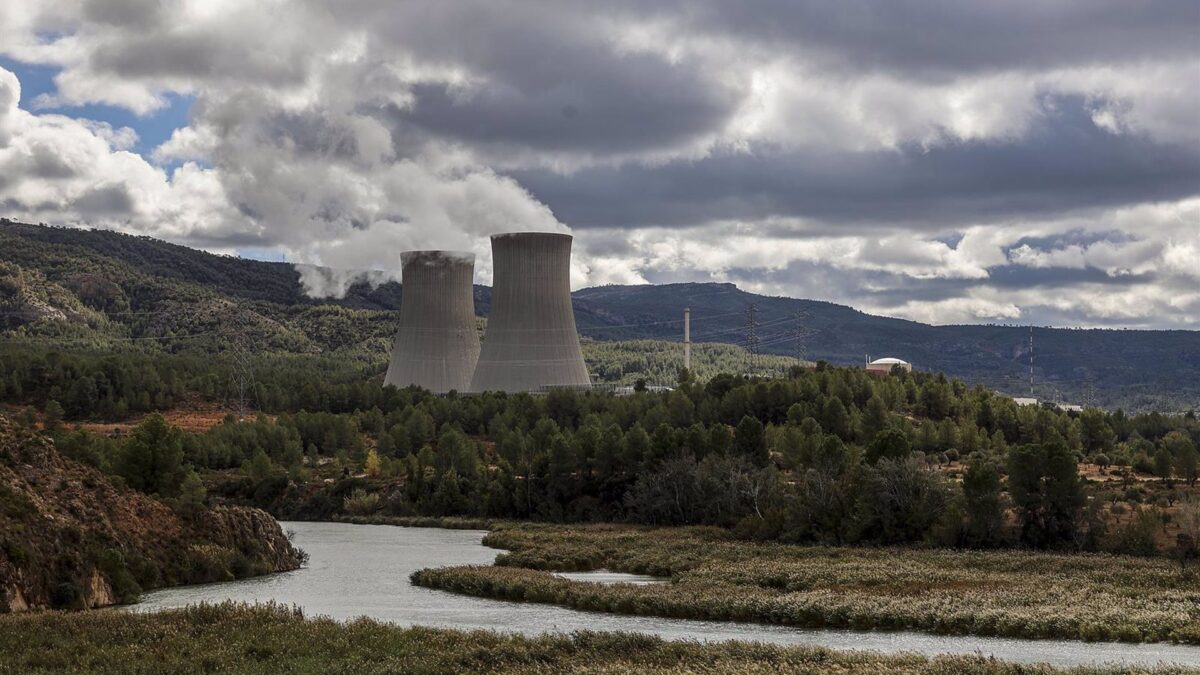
[470,232,591,393]
[384,250,480,394]
[865,357,912,375]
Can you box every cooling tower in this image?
[384,251,481,394]
[470,232,591,393]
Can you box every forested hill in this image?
[574,284,1200,412]
[2,220,1198,411]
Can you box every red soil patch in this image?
[79,404,271,437]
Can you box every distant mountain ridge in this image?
[2,219,1197,411]
[574,283,1200,411]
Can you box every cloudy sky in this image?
[1,1,1197,327]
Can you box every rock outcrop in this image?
[0,416,301,612]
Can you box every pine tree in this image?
[1007,433,1083,548]
[962,461,1004,547]
[734,415,768,467]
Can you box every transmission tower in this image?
[745,303,759,374]
[1028,325,1035,398]
[226,324,257,422]
[793,309,811,364]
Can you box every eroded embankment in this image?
[412,523,1200,645]
[0,416,301,612]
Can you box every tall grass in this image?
[335,514,497,530]
[0,602,1186,674]
[411,524,1200,645]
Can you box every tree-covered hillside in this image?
[2,219,1198,410]
[575,284,1200,412]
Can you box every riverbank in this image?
[411,523,1200,645]
[336,514,499,530]
[0,416,302,612]
[3,602,1192,675]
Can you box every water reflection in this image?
[131,522,1200,668]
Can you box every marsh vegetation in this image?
[1,602,1192,675]
[412,524,1200,645]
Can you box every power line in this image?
[745,303,759,374]
[689,314,794,341]
[0,329,223,344]
[584,309,745,330]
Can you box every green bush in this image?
[343,489,382,516]
[95,548,142,604]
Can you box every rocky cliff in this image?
[0,415,301,612]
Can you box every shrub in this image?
[96,548,142,604]
[51,580,81,609]
[0,485,36,519]
[1107,508,1163,557]
[2,538,30,566]
[187,544,236,583]
[343,489,382,516]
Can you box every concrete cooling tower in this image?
[384,251,481,394]
[470,232,591,393]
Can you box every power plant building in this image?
[384,250,481,394]
[470,232,591,393]
[865,357,912,375]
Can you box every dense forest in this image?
[10,355,1198,562]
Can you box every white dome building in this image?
[866,357,912,375]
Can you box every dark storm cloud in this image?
[254,109,366,162]
[714,259,1197,330]
[82,0,166,29]
[348,3,743,158]
[399,65,736,154]
[985,265,1153,289]
[841,266,1151,308]
[1009,230,1137,251]
[665,0,1200,78]
[90,33,310,85]
[514,98,1200,229]
[73,184,134,214]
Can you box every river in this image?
[130,521,1200,668]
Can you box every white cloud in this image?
[0,2,1196,325]
[870,297,1024,326]
[0,66,242,239]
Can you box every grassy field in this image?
[0,602,1191,675]
[411,524,1200,645]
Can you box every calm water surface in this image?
[132,521,1200,668]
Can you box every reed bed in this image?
[0,602,1188,674]
[411,524,1200,645]
[336,514,498,530]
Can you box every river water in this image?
[131,521,1200,668]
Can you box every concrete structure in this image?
[384,250,480,394]
[865,356,912,375]
[470,232,591,393]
